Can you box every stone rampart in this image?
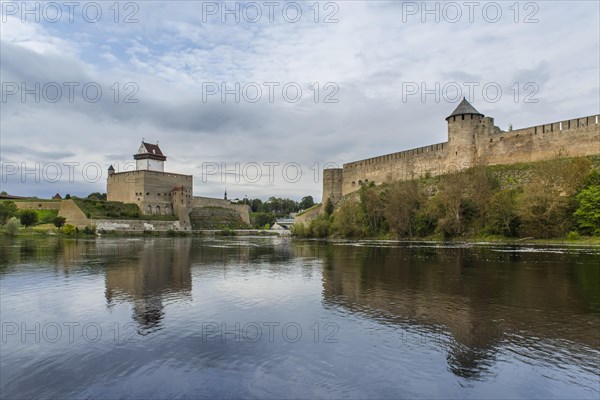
[14,201,61,210]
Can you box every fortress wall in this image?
[486,114,600,165]
[140,171,192,215]
[322,168,343,203]
[341,143,448,195]
[108,170,193,215]
[14,201,61,210]
[95,219,181,232]
[191,197,251,225]
[107,171,144,204]
[323,112,598,204]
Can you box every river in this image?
[0,237,598,399]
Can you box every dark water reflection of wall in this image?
[317,242,600,379]
[1,237,598,381]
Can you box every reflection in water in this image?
[102,237,298,333]
[1,237,598,399]
[104,239,192,333]
[319,243,600,380]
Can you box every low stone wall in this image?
[95,219,182,232]
[14,201,61,210]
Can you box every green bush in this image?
[19,210,38,227]
[566,231,581,241]
[83,225,96,235]
[251,212,275,228]
[309,217,330,238]
[486,189,520,237]
[0,201,17,224]
[573,185,600,236]
[6,217,20,236]
[63,224,77,235]
[291,223,308,237]
[53,216,66,229]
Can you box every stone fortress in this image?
[107,142,250,229]
[322,99,600,204]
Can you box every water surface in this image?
[1,237,598,399]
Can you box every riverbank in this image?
[0,227,285,238]
[1,227,598,246]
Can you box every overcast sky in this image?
[1,1,599,201]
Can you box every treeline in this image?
[244,196,315,228]
[294,157,600,240]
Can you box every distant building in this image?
[52,193,62,200]
[107,141,250,229]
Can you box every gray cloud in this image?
[1,1,599,201]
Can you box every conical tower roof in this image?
[446,98,483,120]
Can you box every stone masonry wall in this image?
[107,170,193,215]
[95,219,182,232]
[326,113,599,202]
[341,143,448,196]
[485,115,599,165]
[15,201,61,210]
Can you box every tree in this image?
[252,212,275,228]
[324,198,334,216]
[487,189,520,236]
[384,180,423,237]
[87,192,106,201]
[250,198,263,212]
[360,184,386,234]
[299,196,315,210]
[53,216,67,229]
[516,184,572,239]
[65,194,71,199]
[436,171,474,237]
[6,217,20,236]
[19,210,38,227]
[330,199,366,238]
[0,201,18,224]
[514,159,590,239]
[306,216,329,238]
[573,185,600,236]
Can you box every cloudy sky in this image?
[1,1,599,201]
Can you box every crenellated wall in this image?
[324,111,599,203]
[340,142,448,196]
[485,115,599,165]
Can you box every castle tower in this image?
[108,165,115,176]
[134,141,167,172]
[322,168,343,205]
[446,98,484,170]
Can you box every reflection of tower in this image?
[319,244,501,380]
[105,239,192,333]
